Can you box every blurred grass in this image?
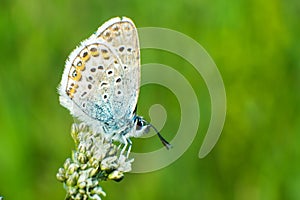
[0,0,300,199]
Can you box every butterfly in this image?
[58,17,170,155]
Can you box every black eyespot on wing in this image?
[98,65,103,70]
[119,46,124,52]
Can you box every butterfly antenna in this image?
[148,123,172,150]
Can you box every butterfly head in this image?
[134,116,172,150]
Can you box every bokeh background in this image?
[1,0,299,199]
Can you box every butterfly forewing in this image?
[95,18,140,119]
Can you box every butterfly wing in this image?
[95,17,140,121]
[58,17,140,134]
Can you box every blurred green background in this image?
[0,0,299,199]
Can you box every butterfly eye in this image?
[137,118,143,127]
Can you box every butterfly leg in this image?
[125,138,132,158]
[117,143,122,150]
[120,135,132,158]
[120,136,127,156]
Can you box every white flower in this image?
[57,123,134,200]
